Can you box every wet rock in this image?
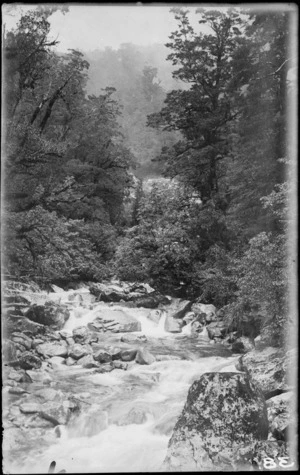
[234,440,289,470]
[92,309,141,333]
[109,347,122,360]
[120,349,137,362]
[89,282,129,302]
[66,337,75,346]
[20,372,33,383]
[19,403,42,414]
[147,309,162,324]
[191,302,217,322]
[39,400,78,426]
[2,340,19,361]
[135,348,155,365]
[32,338,45,349]
[78,354,98,368]
[96,363,114,373]
[113,361,128,370]
[267,391,293,441]
[66,357,76,366]
[18,352,42,370]
[48,356,66,368]
[35,388,63,402]
[206,321,227,339]
[68,344,92,360]
[183,312,195,324]
[8,387,28,395]
[170,299,192,320]
[8,369,25,382]
[25,301,70,330]
[26,370,52,384]
[134,292,170,308]
[163,372,268,471]
[72,326,90,343]
[11,332,32,350]
[93,349,112,363]
[236,347,296,398]
[58,330,69,339]
[120,334,147,343]
[6,316,46,336]
[232,336,255,354]
[164,314,182,333]
[36,342,68,358]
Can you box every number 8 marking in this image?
[263,457,277,469]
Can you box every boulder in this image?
[36,342,68,358]
[163,372,268,472]
[35,388,63,401]
[183,312,195,324]
[232,336,255,354]
[169,300,192,320]
[107,347,122,360]
[133,292,170,309]
[135,348,156,365]
[68,344,92,360]
[66,357,76,366]
[48,356,66,368]
[72,326,90,343]
[120,349,137,362]
[191,302,217,322]
[18,352,42,370]
[93,349,112,363]
[2,340,19,361]
[92,309,141,333]
[25,302,70,330]
[11,332,32,350]
[96,363,114,373]
[77,354,98,368]
[113,361,128,370]
[89,283,129,302]
[236,348,296,399]
[164,314,182,333]
[20,403,42,414]
[32,338,45,349]
[6,316,46,336]
[120,334,147,344]
[206,321,227,339]
[39,400,79,426]
[267,391,294,441]
[147,309,162,324]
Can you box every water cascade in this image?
[4,288,238,474]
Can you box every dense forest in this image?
[3,5,296,347]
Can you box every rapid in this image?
[4,288,238,474]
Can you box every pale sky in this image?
[2,4,207,52]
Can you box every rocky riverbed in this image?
[2,280,298,473]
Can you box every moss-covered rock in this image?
[163,372,268,471]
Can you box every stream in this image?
[4,288,239,474]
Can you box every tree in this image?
[148,7,246,205]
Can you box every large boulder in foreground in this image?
[25,302,70,330]
[236,347,296,399]
[163,372,268,472]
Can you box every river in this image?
[4,288,239,474]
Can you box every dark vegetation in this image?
[3,6,295,345]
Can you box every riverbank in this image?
[2,280,297,472]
